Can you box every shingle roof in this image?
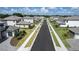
[56,21,66,25]
[53,16,79,21]
[16,21,32,25]
[65,16,79,21]
[0,21,4,24]
[3,16,22,21]
[6,26,19,32]
[69,27,79,34]
[23,16,34,19]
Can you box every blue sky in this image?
[0,7,79,15]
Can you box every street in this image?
[31,20,55,51]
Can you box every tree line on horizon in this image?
[0,13,73,18]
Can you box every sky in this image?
[0,7,79,15]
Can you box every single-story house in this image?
[0,16,22,26]
[69,27,79,39]
[16,21,34,28]
[6,26,19,37]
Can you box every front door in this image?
[8,32,12,37]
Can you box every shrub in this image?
[55,24,59,28]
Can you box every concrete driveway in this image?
[67,39,79,51]
[0,37,17,51]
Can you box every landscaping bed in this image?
[50,21,73,48]
[16,26,36,48]
[10,31,26,46]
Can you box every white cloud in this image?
[31,9,37,12]
[40,7,48,13]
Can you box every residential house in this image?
[65,16,79,27]
[23,16,34,23]
[0,21,7,41]
[69,28,79,39]
[33,16,41,23]
[6,26,19,37]
[54,16,79,27]
[15,16,34,28]
[1,16,22,26]
[16,21,33,28]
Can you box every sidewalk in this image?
[47,20,67,51]
[17,21,42,51]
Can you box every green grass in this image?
[51,31,61,47]
[50,21,72,48]
[25,30,37,47]
[16,27,36,48]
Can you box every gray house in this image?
[6,26,19,37]
[0,21,7,42]
[69,28,79,39]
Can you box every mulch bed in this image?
[10,37,20,46]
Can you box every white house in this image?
[1,16,22,26]
[54,16,79,27]
[16,21,34,28]
[23,16,34,24]
[65,16,79,27]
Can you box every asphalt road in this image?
[31,20,55,51]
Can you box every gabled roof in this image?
[23,16,34,20]
[6,26,19,32]
[65,16,79,21]
[54,17,66,21]
[69,27,79,34]
[56,21,66,25]
[2,16,22,21]
[16,21,32,25]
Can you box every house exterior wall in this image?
[15,25,29,28]
[60,25,67,27]
[74,34,79,39]
[66,21,79,27]
[6,21,16,26]
[59,21,79,27]
[24,19,33,23]
[56,21,67,27]
[6,32,14,38]
[0,32,2,39]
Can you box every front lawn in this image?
[16,27,36,48]
[50,21,73,48]
[51,31,61,47]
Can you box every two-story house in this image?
[1,16,22,26]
